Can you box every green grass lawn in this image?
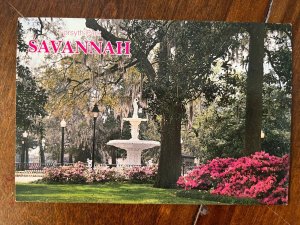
[16,182,218,204]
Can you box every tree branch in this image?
[85,19,157,81]
[85,19,126,45]
[265,48,283,78]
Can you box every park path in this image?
[15,176,42,183]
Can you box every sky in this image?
[19,18,90,69]
[64,18,86,31]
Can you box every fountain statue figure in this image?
[132,98,139,118]
[107,99,160,165]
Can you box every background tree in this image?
[261,25,292,156]
[180,25,291,160]
[16,21,48,166]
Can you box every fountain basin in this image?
[123,118,148,122]
[107,140,160,165]
[107,140,160,151]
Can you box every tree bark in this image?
[154,103,183,188]
[244,24,265,155]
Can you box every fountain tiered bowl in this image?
[106,99,160,165]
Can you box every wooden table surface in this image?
[0,0,299,224]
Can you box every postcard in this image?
[16,18,291,205]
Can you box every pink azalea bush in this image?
[43,163,158,184]
[85,166,127,183]
[177,157,235,190]
[126,165,158,183]
[177,151,289,205]
[43,162,87,183]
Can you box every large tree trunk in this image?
[244,24,265,155]
[154,103,183,188]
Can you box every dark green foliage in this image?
[16,20,48,131]
[17,21,28,52]
[265,24,292,94]
[16,59,48,130]
[142,22,242,117]
[261,25,292,156]
[16,20,48,166]
[261,82,291,156]
[182,24,291,160]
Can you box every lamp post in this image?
[261,130,265,149]
[22,131,28,169]
[261,130,265,139]
[37,116,46,167]
[60,119,66,166]
[91,104,100,169]
[20,140,25,170]
[41,138,46,166]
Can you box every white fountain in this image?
[107,98,160,165]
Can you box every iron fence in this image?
[15,162,81,171]
[15,162,155,171]
[15,162,196,175]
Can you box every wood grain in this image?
[0,0,299,224]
